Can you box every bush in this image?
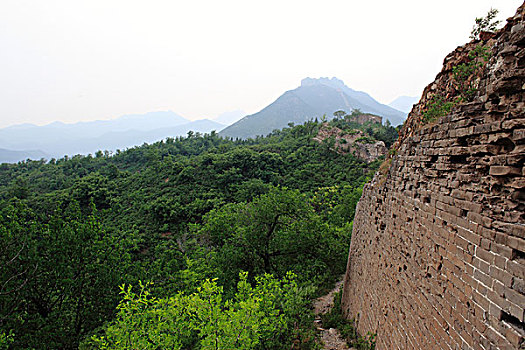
[452,45,491,101]
[0,331,14,350]
[85,272,317,350]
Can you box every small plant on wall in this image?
[422,95,456,124]
[452,45,492,101]
[420,8,497,125]
[470,8,501,40]
[422,44,492,124]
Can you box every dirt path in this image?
[313,280,353,350]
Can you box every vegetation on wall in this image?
[419,10,499,125]
[422,44,491,124]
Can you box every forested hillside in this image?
[0,115,397,349]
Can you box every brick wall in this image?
[342,4,525,349]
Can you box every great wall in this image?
[342,3,525,349]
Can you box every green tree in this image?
[201,187,350,290]
[470,8,501,40]
[0,117,386,348]
[333,110,346,120]
[0,202,130,349]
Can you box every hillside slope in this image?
[219,78,406,139]
[342,5,525,349]
[0,115,396,348]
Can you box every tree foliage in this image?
[85,272,315,350]
[0,202,130,349]
[470,8,501,40]
[0,118,395,348]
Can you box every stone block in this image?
[489,166,522,176]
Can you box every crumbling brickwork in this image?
[342,4,525,349]
[313,124,387,162]
[348,114,383,125]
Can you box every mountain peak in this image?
[301,77,347,90]
[220,78,408,139]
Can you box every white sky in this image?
[0,0,522,128]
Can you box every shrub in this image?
[422,95,456,124]
[452,45,491,101]
[0,331,14,350]
[85,272,317,350]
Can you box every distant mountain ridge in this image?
[3,111,189,139]
[213,110,246,125]
[388,95,419,114]
[0,111,224,163]
[0,148,49,163]
[0,80,409,161]
[219,77,407,139]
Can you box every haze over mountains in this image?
[0,148,49,164]
[219,78,407,139]
[0,111,224,162]
[0,77,410,163]
[212,110,246,125]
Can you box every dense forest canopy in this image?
[0,115,397,349]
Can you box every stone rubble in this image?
[314,280,354,350]
[313,123,387,163]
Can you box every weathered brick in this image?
[341,10,525,349]
[489,266,514,287]
[508,303,525,323]
[513,128,525,140]
[504,326,524,348]
[507,235,525,253]
[501,118,525,130]
[490,242,515,260]
[512,277,525,294]
[493,221,525,239]
[505,288,525,309]
[475,247,495,265]
[489,166,521,176]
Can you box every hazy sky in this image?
[0,0,522,128]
